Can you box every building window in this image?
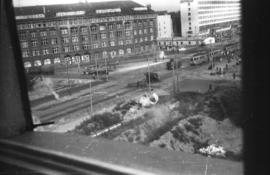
[102,51,107,58]
[30,32,36,38]
[40,31,47,37]
[145,37,148,41]
[188,17,191,21]
[94,53,99,59]
[118,40,124,45]
[73,45,80,51]
[81,35,89,42]
[101,42,107,47]
[24,62,32,68]
[108,24,114,30]
[51,38,58,45]
[188,12,191,16]
[110,50,117,58]
[63,46,70,53]
[72,36,79,43]
[34,60,42,66]
[53,47,59,54]
[119,49,124,55]
[91,34,98,41]
[127,48,131,54]
[134,30,137,35]
[19,32,27,40]
[124,22,131,29]
[134,39,138,43]
[93,43,99,49]
[101,33,107,39]
[188,8,191,11]
[99,25,106,31]
[144,21,148,26]
[62,37,70,44]
[189,27,192,30]
[54,58,61,64]
[150,35,154,41]
[140,38,143,42]
[189,22,191,25]
[71,27,78,35]
[150,20,154,26]
[32,49,40,56]
[110,41,115,46]
[109,31,114,38]
[116,22,122,29]
[82,44,90,50]
[144,29,147,34]
[139,29,142,35]
[150,28,153,33]
[42,49,49,55]
[50,30,57,36]
[44,59,51,65]
[80,26,88,33]
[41,39,48,46]
[116,31,123,38]
[91,25,97,32]
[22,50,30,58]
[20,41,28,48]
[61,28,68,35]
[138,21,142,27]
[126,40,132,44]
[125,31,131,37]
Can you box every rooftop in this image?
[14,0,155,21]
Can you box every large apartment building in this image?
[180,0,240,37]
[14,1,157,68]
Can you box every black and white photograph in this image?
[2,0,266,174]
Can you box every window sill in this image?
[0,132,242,174]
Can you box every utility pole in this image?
[171,36,176,94]
[89,78,93,116]
[147,56,151,93]
[66,57,71,95]
[104,55,109,81]
[95,56,99,79]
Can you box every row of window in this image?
[23,47,138,67]
[19,27,154,41]
[21,31,154,48]
[198,11,240,19]
[17,19,154,31]
[198,1,240,5]
[21,36,154,57]
[198,4,241,10]
[199,15,240,25]
[198,7,240,14]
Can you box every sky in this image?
[13,0,181,12]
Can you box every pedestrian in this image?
[208,84,213,92]
[233,72,236,79]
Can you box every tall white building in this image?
[180,0,241,37]
[157,14,173,39]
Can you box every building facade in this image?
[156,13,173,39]
[180,0,241,37]
[15,1,157,68]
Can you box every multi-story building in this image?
[180,0,241,37]
[156,13,173,39]
[14,1,157,68]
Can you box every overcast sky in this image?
[13,0,181,12]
